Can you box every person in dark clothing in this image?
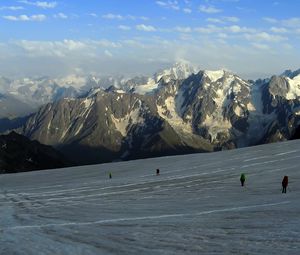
[109,172,112,179]
[156,169,160,176]
[240,173,246,187]
[282,176,288,193]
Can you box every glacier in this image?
[0,139,299,254]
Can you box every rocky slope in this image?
[0,132,70,173]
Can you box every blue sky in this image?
[0,0,300,78]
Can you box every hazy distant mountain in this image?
[0,93,34,118]
[0,77,80,108]
[281,69,300,79]
[0,63,196,118]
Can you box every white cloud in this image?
[1,37,299,79]
[104,50,113,57]
[3,14,46,21]
[102,13,148,21]
[195,25,220,33]
[89,13,98,18]
[15,39,122,57]
[282,18,300,28]
[19,1,57,9]
[227,25,242,33]
[245,32,287,42]
[252,43,270,50]
[102,13,123,20]
[136,24,156,32]
[224,16,240,23]
[206,16,239,24]
[270,27,288,34]
[54,13,68,19]
[156,1,167,6]
[226,25,256,33]
[263,17,278,24]
[96,40,122,48]
[0,6,24,10]
[175,26,192,33]
[218,33,228,39]
[199,5,222,14]
[216,0,240,2]
[183,8,192,14]
[118,25,131,31]
[156,1,180,11]
[206,18,222,23]
[15,40,84,57]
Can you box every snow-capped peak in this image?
[155,61,197,83]
[204,70,227,83]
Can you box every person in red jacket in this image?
[282,176,288,193]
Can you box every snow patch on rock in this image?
[204,70,225,83]
[286,75,300,100]
[134,78,158,95]
[203,115,232,142]
[202,75,237,141]
[111,107,144,137]
[157,96,192,134]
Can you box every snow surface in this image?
[1,140,300,254]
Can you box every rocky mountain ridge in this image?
[17,65,300,164]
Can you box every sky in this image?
[0,0,300,79]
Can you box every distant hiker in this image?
[282,176,288,193]
[240,173,246,187]
[109,172,112,179]
[156,168,160,176]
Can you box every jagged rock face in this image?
[0,131,69,173]
[21,90,210,164]
[155,70,252,147]
[260,74,300,142]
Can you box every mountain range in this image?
[1,63,297,165]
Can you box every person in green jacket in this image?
[109,172,112,179]
[240,173,246,186]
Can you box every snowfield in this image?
[1,140,300,254]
